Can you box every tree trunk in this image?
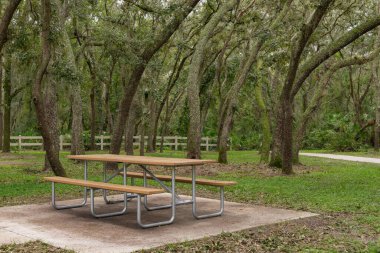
[270,0,333,173]
[216,40,263,163]
[146,97,156,153]
[0,0,22,52]
[43,74,60,171]
[33,0,66,177]
[70,85,84,155]
[374,4,380,151]
[2,53,11,152]
[90,86,96,150]
[0,55,3,150]
[104,60,115,133]
[77,33,98,150]
[187,0,237,159]
[152,51,189,151]
[255,83,271,163]
[125,116,136,155]
[217,1,292,164]
[125,98,140,155]
[281,98,293,174]
[139,121,145,156]
[159,99,170,153]
[54,0,84,155]
[269,108,283,167]
[110,0,200,156]
[373,77,380,150]
[217,108,233,163]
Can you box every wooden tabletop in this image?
[67,154,216,166]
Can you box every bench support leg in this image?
[192,166,224,219]
[52,182,88,210]
[90,188,128,218]
[103,163,137,204]
[91,164,128,218]
[142,166,191,211]
[51,161,88,210]
[136,168,176,228]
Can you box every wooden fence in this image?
[10,135,220,151]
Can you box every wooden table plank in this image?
[67,154,216,166]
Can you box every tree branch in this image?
[0,0,22,52]
[291,15,380,99]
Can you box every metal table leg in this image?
[141,165,192,211]
[103,163,137,204]
[192,165,224,219]
[90,163,128,218]
[137,167,176,228]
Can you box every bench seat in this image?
[120,172,237,186]
[44,176,172,227]
[44,176,164,195]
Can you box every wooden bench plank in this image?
[121,172,237,186]
[44,177,164,195]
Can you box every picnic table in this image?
[44,154,236,228]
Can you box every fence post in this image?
[59,135,63,151]
[229,137,232,151]
[100,135,104,151]
[174,136,178,151]
[137,136,140,150]
[205,137,209,152]
[18,135,22,150]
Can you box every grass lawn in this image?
[0,150,379,252]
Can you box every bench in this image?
[120,171,237,186]
[120,171,236,219]
[44,176,170,228]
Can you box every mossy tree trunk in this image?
[109,0,201,156]
[125,98,140,155]
[0,0,22,52]
[55,0,84,155]
[33,0,66,177]
[43,74,60,171]
[255,83,271,163]
[187,0,238,159]
[2,54,11,153]
[0,56,3,150]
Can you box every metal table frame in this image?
[102,163,225,220]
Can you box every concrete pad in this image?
[0,194,317,252]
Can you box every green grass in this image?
[1,150,379,214]
[0,150,379,252]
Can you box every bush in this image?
[303,113,364,151]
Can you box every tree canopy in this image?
[1,0,380,175]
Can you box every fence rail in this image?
[10,135,221,151]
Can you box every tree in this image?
[373,2,380,152]
[293,48,380,163]
[54,0,84,155]
[186,0,238,159]
[109,0,201,157]
[32,0,66,177]
[0,0,22,52]
[271,0,380,174]
[216,0,292,163]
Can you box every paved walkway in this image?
[0,194,317,253]
[300,153,380,164]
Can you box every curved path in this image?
[300,153,380,164]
